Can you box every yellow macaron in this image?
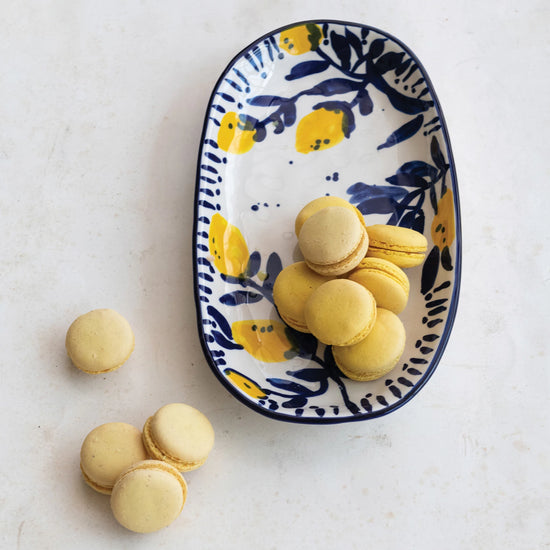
[65,308,135,374]
[80,422,148,495]
[273,261,334,332]
[294,195,366,236]
[143,403,215,472]
[304,278,377,346]
[347,257,410,314]
[365,224,428,268]
[110,460,187,533]
[298,206,369,276]
[332,308,406,381]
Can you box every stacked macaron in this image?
[79,403,214,533]
[273,196,428,382]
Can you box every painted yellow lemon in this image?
[431,189,455,249]
[295,108,347,154]
[217,112,257,154]
[232,320,293,363]
[209,212,250,277]
[279,24,323,55]
[224,368,267,399]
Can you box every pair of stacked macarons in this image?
[80,403,215,533]
[273,196,428,382]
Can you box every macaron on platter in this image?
[193,20,461,424]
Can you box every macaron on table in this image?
[193,20,461,424]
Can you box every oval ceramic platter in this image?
[193,20,461,424]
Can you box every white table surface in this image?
[2,1,549,549]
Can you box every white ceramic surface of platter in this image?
[193,20,461,424]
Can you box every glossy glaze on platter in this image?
[193,20,461,424]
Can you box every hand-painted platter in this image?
[193,20,461,424]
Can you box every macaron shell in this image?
[273,261,335,332]
[304,279,377,346]
[80,422,148,494]
[332,308,406,381]
[66,309,135,374]
[347,258,410,314]
[294,195,366,236]
[298,207,363,265]
[110,460,187,533]
[304,224,369,277]
[143,403,215,472]
[365,224,428,268]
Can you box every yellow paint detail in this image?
[224,368,267,399]
[217,112,256,154]
[231,320,293,363]
[295,108,347,154]
[279,24,323,55]
[431,189,455,249]
[208,213,250,277]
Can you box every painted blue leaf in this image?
[286,367,328,382]
[376,82,433,115]
[356,88,373,115]
[307,78,361,97]
[220,273,246,285]
[397,160,438,181]
[200,164,218,175]
[280,102,296,127]
[245,251,261,277]
[346,28,363,58]
[405,209,425,233]
[314,408,326,417]
[421,246,440,294]
[388,385,402,398]
[253,125,267,143]
[204,152,222,163]
[203,138,219,148]
[368,38,386,59]
[346,28,363,59]
[330,31,351,70]
[347,182,409,203]
[357,196,398,215]
[376,395,389,406]
[211,330,243,350]
[386,173,430,189]
[407,367,423,376]
[285,328,318,358]
[198,272,213,282]
[377,114,424,150]
[374,51,408,74]
[282,396,308,409]
[267,378,311,395]
[430,135,447,172]
[219,290,263,306]
[198,200,217,210]
[397,377,414,387]
[285,60,330,81]
[360,397,373,413]
[263,252,283,291]
[206,305,233,339]
[247,95,283,107]
[441,245,453,271]
[215,92,235,103]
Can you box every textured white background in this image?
[1,1,549,549]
